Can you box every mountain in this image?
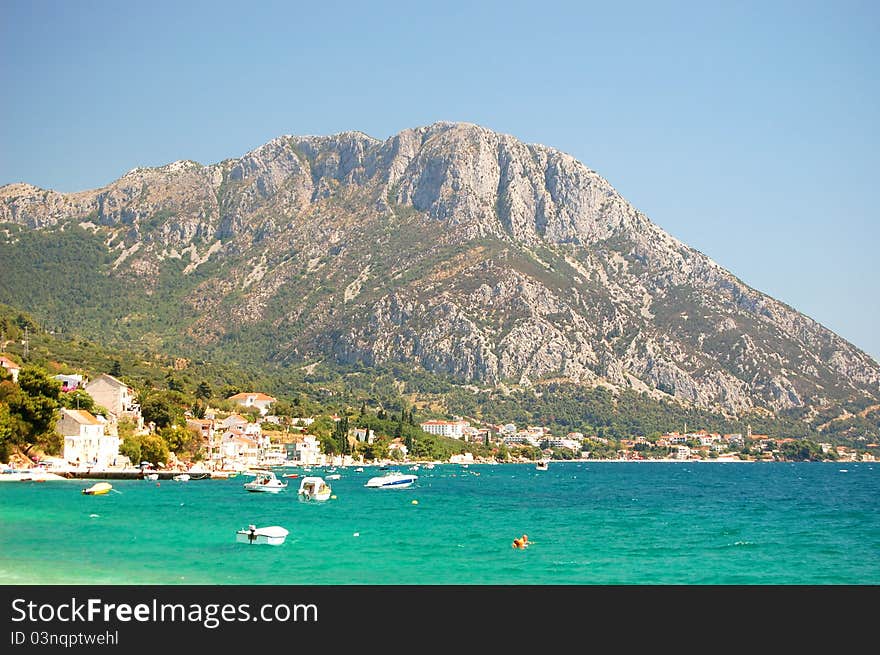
[1,121,878,428]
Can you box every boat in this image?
[409,464,420,471]
[354,467,364,472]
[283,473,300,479]
[297,476,332,501]
[365,471,418,489]
[82,482,112,495]
[243,470,287,493]
[326,473,341,480]
[144,473,159,481]
[536,460,549,471]
[235,524,289,546]
[173,473,191,482]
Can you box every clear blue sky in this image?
[2,0,877,362]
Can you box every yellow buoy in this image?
[411,499,419,505]
[331,495,337,500]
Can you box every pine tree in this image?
[195,381,212,400]
[109,359,122,377]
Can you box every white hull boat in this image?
[244,470,287,493]
[298,476,332,501]
[365,471,418,489]
[235,525,288,546]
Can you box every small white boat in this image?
[173,473,191,482]
[355,467,364,472]
[298,476,332,501]
[365,471,418,489]
[409,465,420,471]
[244,470,287,493]
[326,473,341,480]
[144,473,159,481]
[235,524,289,546]
[82,482,112,495]
[536,460,549,471]
[424,463,435,470]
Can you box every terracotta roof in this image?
[62,409,102,425]
[227,392,276,402]
[0,356,21,369]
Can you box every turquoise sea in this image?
[1,462,878,585]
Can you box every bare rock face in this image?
[1,121,878,417]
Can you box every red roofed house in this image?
[0,355,21,383]
[227,392,276,416]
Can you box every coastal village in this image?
[1,354,875,476]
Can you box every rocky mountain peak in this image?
[1,123,878,422]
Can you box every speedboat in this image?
[297,476,332,501]
[365,471,418,489]
[326,473,341,480]
[144,473,159,481]
[244,470,287,493]
[235,524,289,546]
[82,482,112,495]
[536,460,549,471]
[173,473,190,481]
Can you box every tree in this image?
[195,381,213,400]
[404,426,414,455]
[191,399,206,419]
[165,372,184,392]
[333,415,351,455]
[0,366,61,455]
[58,389,97,413]
[109,360,122,377]
[141,392,184,429]
[140,434,170,466]
[162,425,200,457]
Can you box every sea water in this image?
[1,462,877,584]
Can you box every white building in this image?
[54,373,85,392]
[543,437,582,451]
[503,433,541,448]
[226,392,276,416]
[354,428,375,444]
[675,445,691,460]
[420,420,469,439]
[57,409,119,469]
[292,435,324,466]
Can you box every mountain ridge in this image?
[1,121,878,427]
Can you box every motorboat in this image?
[235,524,289,546]
[326,473,341,480]
[536,460,549,471]
[365,471,418,489]
[173,473,191,482]
[297,476,332,501]
[244,470,287,493]
[82,482,112,495]
[409,464,420,471]
[354,467,364,472]
[144,473,159,481]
